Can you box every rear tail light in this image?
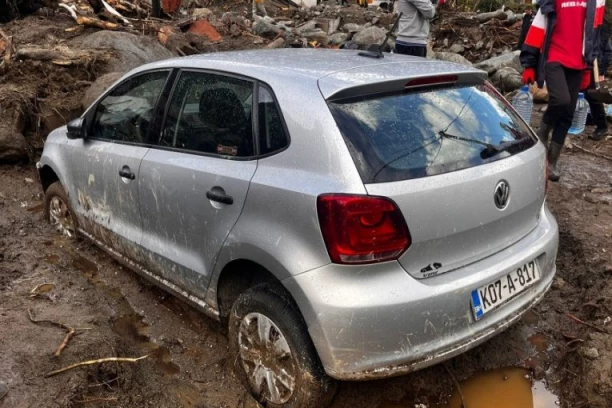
[405,75,458,90]
[317,194,411,265]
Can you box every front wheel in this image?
[44,181,78,239]
[228,283,337,408]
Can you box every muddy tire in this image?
[228,283,337,408]
[44,181,78,239]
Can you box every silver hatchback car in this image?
[38,49,558,407]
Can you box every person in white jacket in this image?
[394,0,437,57]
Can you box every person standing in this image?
[520,0,606,181]
[394,0,437,57]
[586,16,612,141]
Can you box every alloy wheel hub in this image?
[238,312,296,404]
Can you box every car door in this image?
[71,70,172,261]
[137,70,258,298]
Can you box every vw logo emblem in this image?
[494,180,510,210]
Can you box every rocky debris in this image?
[491,67,523,92]
[0,92,30,164]
[187,19,222,42]
[82,72,125,110]
[253,17,286,39]
[0,382,7,400]
[474,51,522,75]
[352,26,386,47]
[342,23,362,33]
[579,346,600,360]
[434,52,472,66]
[266,37,286,48]
[329,32,349,45]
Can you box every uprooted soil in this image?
[0,126,611,408]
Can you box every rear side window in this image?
[258,86,288,155]
[328,85,536,183]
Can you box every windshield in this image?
[328,84,537,183]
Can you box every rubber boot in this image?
[536,120,553,149]
[547,141,562,182]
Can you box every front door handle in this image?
[206,189,233,205]
[119,166,136,180]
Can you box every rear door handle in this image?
[206,190,233,205]
[119,166,136,180]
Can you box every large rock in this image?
[77,31,174,72]
[352,26,386,47]
[449,43,465,54]
[329,32,349,45]
[474,51,522,75]
[301,29,329,45]
[491,67,523,92]
[82,72,125,110]
[434,52,472,66]
[0,105,28,163]
[253,19,283,39]
[342,23,363,33]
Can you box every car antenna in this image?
[358,12,403,59]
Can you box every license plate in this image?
[471,260,540,320]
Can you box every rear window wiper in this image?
[439,131,530,160]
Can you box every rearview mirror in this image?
[66,118,87,140]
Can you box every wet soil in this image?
[1,126,611,407]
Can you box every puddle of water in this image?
[45,254,60,264]
[26,203,44,213]
[442,368,558,408]
[379,368,559,408]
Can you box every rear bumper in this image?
[283,205,558,381]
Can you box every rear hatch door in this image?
[326,75,545,278]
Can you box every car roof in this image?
[134,49,486,99]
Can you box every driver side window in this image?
[91,71,169,144]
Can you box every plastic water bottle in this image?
[568,93,588,135]
[512,85,533,125]
[606,104,612,117]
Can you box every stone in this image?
[342,23,362,33]
[475,50,522,75]
[302,29,329,45]
[329,32,349,45]
[82,72,124,110]
[295,20,317,35]
[77,31,174,72]
[230,24,242,38]
[579,347,600,360]
[449,43,465,54]
[491,67,523,92]
[253,19,283,39]
[188,20,222,42]
[352,26,387,47]
[192,7,213,20]
[434,52,472,66]
[0,382,7,400]
[0,101,28,164]
[552,277,567,290]
[475,40,484,51]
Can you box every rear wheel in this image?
[228,283,337,408]
[44,181,78,238]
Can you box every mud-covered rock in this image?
[342,23,363,33]
[329,32,349,45]
[491,67,523,92]
[253,19,283,39]
[82,72,124,110]
[0,106,28,164]
[434,52,472,66]
[77,31,174,72]
[475,51,522,75]
[352,26,386,46]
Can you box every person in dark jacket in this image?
[586,17,612,141]
[520,0,606,182]
[516,7,535,51]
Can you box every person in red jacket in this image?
[520,0,606,181]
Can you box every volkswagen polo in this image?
[37,49,558,407]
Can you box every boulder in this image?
[253,19,283,39]
[434,52,472,66]
[77,31,174,72]
[491,67,523,92]
[295,20,317,35]
[342,23,362,33]
[474,51,522,75]
[329,32,349,45]
[82,72,124,110]
[352,26,386,47]
[449,43,465,54]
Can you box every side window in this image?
[91,71,169,144]
[258,86,289,155]
[160,71,254,157]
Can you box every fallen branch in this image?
[27,308,91,357]
[45,355,149,377]
[570,143,612,162]
[566,313,610,334]
[473,9,507,23]
[101,0,131,26]
[58,3,119,30]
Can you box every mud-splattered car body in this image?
[37,49,558,386]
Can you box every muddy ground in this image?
[0,122,611,408]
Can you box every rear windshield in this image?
[328,84,537,183]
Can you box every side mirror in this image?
[66,118,87,140]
